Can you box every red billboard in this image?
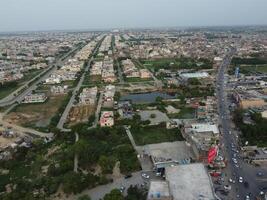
[208,147,217,163]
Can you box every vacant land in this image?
[68,105,95,125]
[0,69,44,99]
[5,95,66,130]
[131,124,184,145]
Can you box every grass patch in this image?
[131,123,184,145]
[168,107,195,119]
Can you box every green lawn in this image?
[125,77,152,82]
[239,65,267,74]
[168,107,196,119]
[131,124,184,145]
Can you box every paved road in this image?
[57,39,103,130]
[216,49,267,200]
[74,132,79,173]
[116,59,125,84]
[0,43,85,107]
[67,171,144,200]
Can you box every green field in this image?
[168,107,196,119]
[239,65,267,74]
[131,124,184,145]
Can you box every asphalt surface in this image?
[216,49,267,200]
[0,43,85,107]
[57,39,104,130]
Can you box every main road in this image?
[0,42,86,107]
[217,48,267,200]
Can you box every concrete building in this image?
[142,141,195,171]
[103,85,115,108]
[100,111,114,127]
[233,90,267,109]
[79,87,97,105]
[140,69,151,79]
[164,163,216,200]
[182,123,220,162]
[180,72,209,79]
[23,93,47,104]
[147,181,172,200]
[50,85,68,95]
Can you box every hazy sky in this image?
[0,0,267,32]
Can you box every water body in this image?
[121,92,177,104]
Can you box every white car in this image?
[239,176,243,183]
[224,185,231,190]
[141,173,150,179]
[229,178,235,183]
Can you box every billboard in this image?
[208,146,217,163]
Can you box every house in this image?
[23,93,47,104]
[140,69,151,79]
[50,85,68,95]
[100,111,114,127]
[79,87,97,105]
[103,85,116,108]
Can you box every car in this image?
[257,172,264,177]
[119,186,125,193]
[141,173,150,179]
[224,185,231,190]
[259,191,265,196]
[239,176,243,183]
[156,172,161,177]
[235,164,239,168]
[229,178,235,183]
[245,195,250,200]
[244,181,249,188]
[124,174,132,179]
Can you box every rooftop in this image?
[165,163,215,200]
[147,181,171,200]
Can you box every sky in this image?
[0,0,267,32]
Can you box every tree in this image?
[78,194,91,200]
[103,189,124,200]
[126,185,147,200]
[98,155,116,174]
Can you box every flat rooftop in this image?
[147,181,171,199]
[165,163,215,200]
[190,123,219,134]
[144,141,195,166]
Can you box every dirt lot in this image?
[68,104,95,125]
[5,95,66,128]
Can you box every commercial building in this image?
[233,90,266,109]
[142,141,195,170]
[147,181,172,200]
[182,122,220,162]
[179,72,209,79]
[164,163,216,200]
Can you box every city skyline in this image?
[1,0,267,32]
